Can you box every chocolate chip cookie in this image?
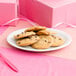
[16,35,40,46]
[25,26,46,32]
[32,35,54,49]
[14,31,36,39]
[51,35,65,47]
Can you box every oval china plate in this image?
[7,28,72,52]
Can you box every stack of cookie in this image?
[14,26,65,49]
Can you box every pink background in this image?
[0,19,76,76]
[0,0,76,75]
[19,0,76,27]
[0,20,76,60]
[0,0,17,25]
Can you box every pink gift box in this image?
[66,2,76,26]
[19,0,76,27]
[0,0,18,25]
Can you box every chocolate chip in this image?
[59,38,61,40]
[22,32,24,34]
[18,42,20,44]
[51,35,56,39]
[28,37,31,39]
[45,40,47,42]
[17,35,19,37]
[51,35,54,37]
[48,41,51,43]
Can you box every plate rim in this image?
[7,28,72,52]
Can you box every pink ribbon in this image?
[0,16,76,28]
[1,17,37,26]
[53,23,76,29]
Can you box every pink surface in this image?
[0,61,4,75]
[0,20,38,48]
[0,1,17,25]
[66,2,76,25]
[0,0,16,3]
[0,19,76,75]
[0,20,76,60]
[0,47,76,76]
[37,0,76,7]
[0,26,9,35]
[19,0,76,27]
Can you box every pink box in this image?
[0,0,18,25]
[19,0,76,27]
[66,2,76,26]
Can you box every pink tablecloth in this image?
[0,26,9,35]
[0,20,76,60]
[0,47,76,76]
[0,19,76,76]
